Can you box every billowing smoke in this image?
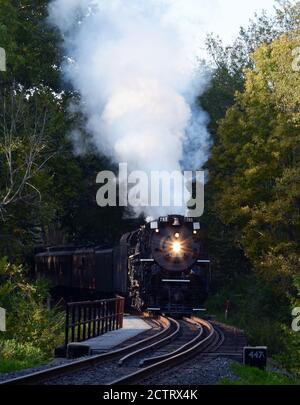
[48,0,211,218]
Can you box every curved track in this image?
[0,317,222,386]
[109,317,221,385]
[0,316,169,385]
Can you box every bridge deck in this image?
[67,316,152,357]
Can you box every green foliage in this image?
[0,257,64,372]
[204,2,300,378]
[276,325,300,378]
[0,0,61,90]
[206,274,289,353]
[220,363,297,385]
[0,340,46,373]
[0,0,136,256]
[0,87,70,259]
[209,32,300,293]
[274,277,300,377]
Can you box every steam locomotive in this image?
[124,215,210,314]
[35,215,210,314]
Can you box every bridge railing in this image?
[65,296,125,347]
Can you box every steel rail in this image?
[191,318,225,353]
[118,318,180,366]
[0,317,226,386]
[109,318,218,385]
[0,316,170,386]
[139,321,203,367]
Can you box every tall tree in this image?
[0,0,61,90]
[208,30,300,296]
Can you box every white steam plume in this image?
[48,0,211,217]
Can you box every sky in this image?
[200,0,277,45]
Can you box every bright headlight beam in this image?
[172,241,182,254]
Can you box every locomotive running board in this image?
[197,260,210,263]
[162,279,190,283]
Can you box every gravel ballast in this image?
[141,357,239,385]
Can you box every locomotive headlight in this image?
[174,232,180,239]
[172,241,182,254]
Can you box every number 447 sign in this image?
[243,347,267,370]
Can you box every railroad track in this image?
[109,317,222,385]
[0,317,223,386]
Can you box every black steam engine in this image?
[35,215,210,315]
[124,215,210,314]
